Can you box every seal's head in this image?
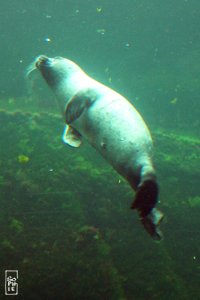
[32,55,84,111]
[35,55,83,99]
[35,55,69,88]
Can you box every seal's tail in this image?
[131,179,164,240]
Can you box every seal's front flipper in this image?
[62,125,82,147]
[141,208,164,241]
[65,89,97,124]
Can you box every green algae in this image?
[0,108,199,300]
[188,196,200,207]
[9,218,24,233]
[1,239,15,250]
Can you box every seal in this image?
[34,55,164,240]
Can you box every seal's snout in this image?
[26,55,49,78]
[35,55,62,88]
[36,55,52,69]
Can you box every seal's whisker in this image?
[25,55,45,77]
[25,61,37,78]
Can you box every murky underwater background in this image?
[0,0,199,299]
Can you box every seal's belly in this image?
[74,94,153,170]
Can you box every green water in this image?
[0,1,200,299]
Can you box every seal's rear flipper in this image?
[131,179,158,216]
[141,208,164,241]
[131,179,164,240]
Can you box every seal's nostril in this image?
[35,60,40,68]
[36,55,51,68]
